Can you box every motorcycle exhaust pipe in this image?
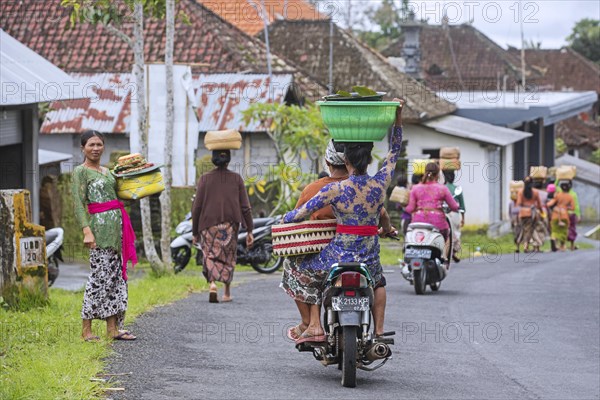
[365,343,391,361]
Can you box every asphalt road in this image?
[107,249,600,399]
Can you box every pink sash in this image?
[88,200,137,281]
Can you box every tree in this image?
[358,0,404,50]
[159,0,175,269]
[62,0,170,274]
[242,103,330,215]
[567,19,600,63]
[524,39,542,49]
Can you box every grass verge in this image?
[0,264,208,400]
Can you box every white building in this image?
[405,116,530,227]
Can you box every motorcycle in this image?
[170,212,283,274]
[45,227,64,286]
[296,262,395,388]
[399,187,462,294]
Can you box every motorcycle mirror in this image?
[454,186,463,197]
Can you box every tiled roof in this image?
[41,72,297,134]
[508,47,600,94]
[0,0,325,99]
[556,116,600,150]
[193,73,294,131]
[263,20,456,122]
[197,0,326,36]
[382,23,540,90]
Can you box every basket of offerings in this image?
[112,153,164,200]
[317,86,398,142]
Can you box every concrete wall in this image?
[39,133,130,173]
[573,179,600,223]
[197,132,279,182]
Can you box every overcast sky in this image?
[325,0,600,49]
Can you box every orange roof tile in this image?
[198,0,326,36]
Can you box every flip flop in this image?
[287,325,304,341]
[113,331,136,341]
[209,289,219,303]
[83,336,101,342]
[221,297,233,303]
[295,334,326,344]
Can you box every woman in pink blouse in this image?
[405,162,459,241]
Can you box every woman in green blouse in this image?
[72,131,135,341]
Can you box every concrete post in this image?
[0,189,47,307]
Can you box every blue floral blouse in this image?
[282,126,403,284]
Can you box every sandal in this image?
[287,325,304,341]
[113,331,136,341]
[83,335,101,342]
[209,286,219,303]
[221,297,232,303]
[296,334,326,344]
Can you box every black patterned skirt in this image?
[81,247,128,329]
[280,254,328,305]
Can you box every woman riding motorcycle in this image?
[282,99,404,341]
[404,162,459,264]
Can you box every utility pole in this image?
[259,0,273,98]
[520,0,526,89]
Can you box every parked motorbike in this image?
[296,262,395,388]
[45,227,64,286]
[399,187,462,294]
[170,213,283,274]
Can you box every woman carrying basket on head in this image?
[282,99,404,342]
[281,140,394,342]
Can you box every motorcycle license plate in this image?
[405,248,432,259]
[332,296,369,311]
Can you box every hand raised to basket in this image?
[392,98,404,126]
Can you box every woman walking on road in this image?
[192,150,254,303]
[72,130,137,341]
[547,182,575,251]
[516,177,545,253]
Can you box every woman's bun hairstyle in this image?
[342,142,374,175]
[211,150,231,168]
[421,162,440,183]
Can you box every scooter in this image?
[170,213,283,274]
[45,227,64,286]
[296,262,395,388]
[399,187,462,294]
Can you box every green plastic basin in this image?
[317,101,398,142]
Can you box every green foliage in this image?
[567,18,600,63]
[0,270,209,399]
[61,0,168,27]
[359,0,407,50]
[590,148,600,165]
[555,138,567,156]
[242,102,330,216]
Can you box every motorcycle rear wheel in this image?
[341,326,358,388]
[250,243,283,274]
[413,267,427,295]
[172,246,191,274]
[47,256,59,287]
